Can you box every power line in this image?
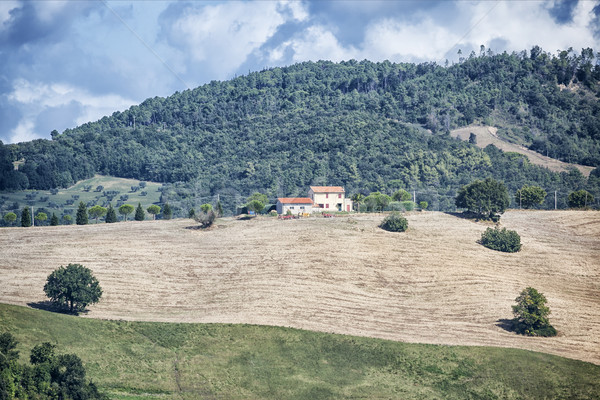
[101,0,191,90]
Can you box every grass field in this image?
[1,303,599,399]
[1,210,598,368]
[451,126,595,177]
[0,175,162,221]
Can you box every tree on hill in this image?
[105,204,117,223]
[162,203,172,219]
[88,205,107,224]
[43,263,102,314]
[118,204,134,221]
[511,287,556,337]
[392,189,411,202]
[62,214,73,225]
[134,203,145,221]
[35,212,48,226]
[515,185,547,209]
[21,207,32,227]
[147,205,161,220]
[50,212,59,226]
[455,178,510,220]
[76,202,88,225]
[3,212,17,226]
[567,190,594,209]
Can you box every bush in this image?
[511,287,557,337]
[379,212,408,232]
[195,210,216,228]
[479,226,521,252]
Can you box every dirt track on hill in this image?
[1,211,599,364]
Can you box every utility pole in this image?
[554,190,557,210]
[519,190,522,209]
[413,190,416,203]
[31,206,34,227]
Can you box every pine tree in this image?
[76,202,88,225]
[163,203,172,220]
[135,202,145,221]
[105,204,117,223]
[216,200,223,217]
[21,207,32,227]
[50,213,59,226]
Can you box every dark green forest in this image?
[1,46,599,213]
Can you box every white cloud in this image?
[165,1,300,78]
[33,0,69,23]
[0,0,19,29]
[7,79,135,143]
[271,25,358,63]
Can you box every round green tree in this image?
[511,287,556,337]
[479,226,521,253]
[118,204,134,221]
[88,205,107,224]
[147,205,161,220]
[567,190,594,209]
[455,178,509,220]
[76,201,88,225]
[515,185,547,209]
[379,212,408,232]
[35,212,47,225]
[246,199,264,215]
[43,264,102,314]
[3,212,17,226]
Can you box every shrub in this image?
[479,226,521,252]
[195,210,216,228]
[419,201,428,210]
[402,201,415,211]
[379,212,408,232]
[511,287,557,337]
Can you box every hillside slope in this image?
[1,211,598,365]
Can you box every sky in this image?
[1,0,599,144]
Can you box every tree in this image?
[247,192,268,205]
[195,208,216,228]
[62,214,73,225]
[379,212,408,232]
[147,205,161,220]
[3,212,16,226]
[351,193,364,212]
[479,226,521,252]
[134,203,145,221]
[50,212,59,226]
[455,178,509,220]
[35,212,48,225]
[246,199,264,215]
[30,342,55,365]
[43,263,102,314]
[162,203,172,219]
[515,185,546,209]
[118,204,134,221]
[364,192,391,212]
[188,208,196,219]
[76,202,88,225]
[419,201,428,210]
[469,132,477,144]
[21,207,32,227]
[391,189,411,202]
[105,204,117,223]
[200,203,212,212]
[567,190,594,208]
[511,287,556,337]
[0,332,19,361]
[88,205,107,224]
[216,200,223,217]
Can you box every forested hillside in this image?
[1,47,599,212]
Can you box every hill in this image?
[1,211,598,366]
[1,48,599,213]
[2,303,599,400]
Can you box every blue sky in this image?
[1,0,599,144]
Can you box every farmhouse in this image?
[276,197,314,215]
[308,186,353,212]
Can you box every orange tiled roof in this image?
[309,186,345,193]
[277,197,314,204]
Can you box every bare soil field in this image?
[451,126,595,177]
[1,211,599,364]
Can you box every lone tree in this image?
[118,204,134,221]
[511,287,556,337]
[379,212,408,232]
[88,205,107,224]
[21,207,32,227]
[246,192,266,215]
[455,178,509,220]
[43,264,102,314]
[76,201,88,225]
[515,185,546,209]
[567,190,594,209]
[195,203,216,228]
[3,212,17,226]
[147,205,161,220]
[105,204,117,223]
[134,202,145,221]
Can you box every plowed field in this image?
[1,211,599,364]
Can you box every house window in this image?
[290,206,294,209]
[338,193,342,198]
[300,206,305,209]
[326,204,329,209]
[318,204,324,208]
[326,193,329,198]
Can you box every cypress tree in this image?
[75,201,88,225]
[134,202,145,221]
[50,213,59,226]
[105,204,117,223]
[163,203,172,220]
[188,208,196,219]
[21,207,32,227]
[216,200,223,217]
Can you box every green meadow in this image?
[1,303,598,399]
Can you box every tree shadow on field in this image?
[495,318,515,333]
[27,301,86,316]
[444,211,484,221]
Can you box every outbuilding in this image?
[276,197,314,215]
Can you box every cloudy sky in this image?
[1,0,599,144]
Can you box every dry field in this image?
[451,126,595,177]
[1,211,599,365]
